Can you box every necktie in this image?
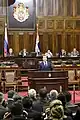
[45,61,47,66]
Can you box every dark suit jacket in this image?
[24,108,41,120]
[32,98,50,113]
[7,98,14,109]
[19,51,28,57]
[39,61,52,71]
[0,104,7,119]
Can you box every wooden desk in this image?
[54,65,80,88]
[28,71,68,92]
[54,65,80,70]
[1,56,80,68]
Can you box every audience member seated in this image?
[64,91,78,116]
[28,89,37,103]
[7,90,15,109]
[57,93,73,118]
[19,49,28,57]
[39,55,53,71]
[13,93,22,103]
[59,49,66,57]
[70,48,79,57]
[22,96,42,120]
[0,92,7,119]
[49,89,58,102]
[32,88,50,113]
[8,48,14,57]
[64,91,75,107]
[45,50,53,58]
[4,101,27,120]
[45,99,72,120]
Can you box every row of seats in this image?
[0,71,28,92]
[0,69,80,92]
[68,70,80,89]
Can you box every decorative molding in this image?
[38,19,45,29]
[0,21,4,32]
[75,20,80,29]
[65,20,74,29]
[47,20,54,29]
[56,20,64,29]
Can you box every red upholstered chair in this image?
[68,70,80,88]
[21,76,28,86]
[16,76,28,91]
[3,71,17,92]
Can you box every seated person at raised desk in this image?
[45,50,53,58]
[39,55,53,71]
[70,48,79,57]
[59,49,66,57]
[8,48,14,56]
[19,48,28,57]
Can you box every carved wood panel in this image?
[47,20,54,29]
[56,20,64,29]
[38,19,45,29]
[75,20,80,30]
[65,20,74,29]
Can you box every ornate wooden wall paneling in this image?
[1,0,80,56]
[74,33,80,51]
[28,32,35,52]
[5,16,80,55]
[48,33,53,51]
[23,32,29,51]
[13,32,19,55]
[8,33,13,48]
[39,33,43,52]
[19,33,24,51]
[43,32,48,53]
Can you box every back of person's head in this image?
[10,101,23,116]
[8,90,15,98]
[13,94,22,102]
[28,89,36,99]
[57,93,66,108]
[64,91,72,103]
[22,96,32,109]
[49,89,58,101]
[49,99,64,119]
[0,92,4,103]
[39,88,47,99]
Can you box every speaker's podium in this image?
[28,71,68,92]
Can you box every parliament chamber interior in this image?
[0,1,80,119]
[0,0,80,120]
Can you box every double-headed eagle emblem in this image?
[13,3,29,22]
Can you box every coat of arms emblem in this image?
[13,3,29,22]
